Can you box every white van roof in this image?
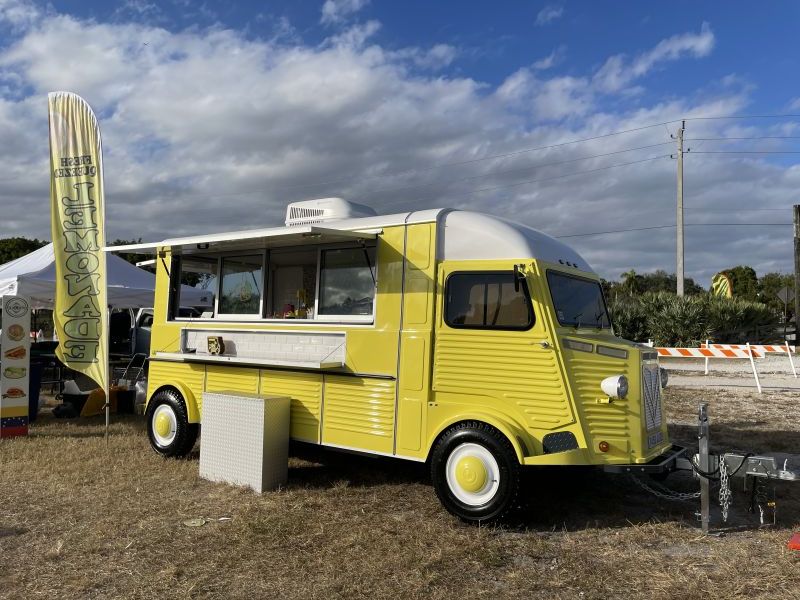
[106,208,591,272]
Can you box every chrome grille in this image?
[641,363,662,432]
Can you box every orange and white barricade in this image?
[702,340,797,379]
[657,343,763,393]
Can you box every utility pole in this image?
[676,120,685,296]
[794,205,800,341]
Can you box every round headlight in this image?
[600,375,628,399]
[617,375,629,398]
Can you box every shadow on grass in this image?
[282,444,701,530]
[284,443,800,531]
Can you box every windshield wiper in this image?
[573,312,583,329]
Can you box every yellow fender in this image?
[149,381,201,423]
[426,412,532,464]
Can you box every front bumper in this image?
[602,444,688,475]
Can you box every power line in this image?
[690,150,800,154]
[359,142,674,197]
[686,136,800,141]
[265,121,679,193]
[684,114,800,121]
[146,113,800,201]
[404,154,672,203]
[686,207,791,212]
[556,223,790,239]
[156,114,800,202]
[556,225,674,238]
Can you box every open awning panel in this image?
[106,225,379,255]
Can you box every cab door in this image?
[431,263,575,439]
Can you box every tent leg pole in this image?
[106,306,111,445]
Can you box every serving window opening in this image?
[172,254,219,318]
[219,254,264,317]
[318,247,376,318]
[169,242,377,323]
[267,248,317,319]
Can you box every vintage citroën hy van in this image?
[110,198,673,522]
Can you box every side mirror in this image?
[513,264,524,292]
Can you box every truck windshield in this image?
[546,271,611,329]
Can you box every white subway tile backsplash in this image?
[180,328,345,366]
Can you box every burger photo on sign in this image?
[6,324,24,341]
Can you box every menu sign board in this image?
[0,295,31,438]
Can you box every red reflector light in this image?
[789,533,800,551]
[598,441,610,452]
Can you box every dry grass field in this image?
[1,385,799,599]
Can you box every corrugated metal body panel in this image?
[567,353,631,440]
[206,366,260,396]
[433,331,572,430]
[322,376,395,454]
[147,360,206,417]
[259,369,322,442]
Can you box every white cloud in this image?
[320,0,370,26]
[390,43,458,71]
[0,0,40,28]
[532,46,565,71]
[326,19,381,49]
[413,44,458,70]
[0,12,793,284]
[113,0,165,23]
[595,22,714,92]
[535,4,563,26]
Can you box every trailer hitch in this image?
[675,403,800,533]
[613,403,800,533]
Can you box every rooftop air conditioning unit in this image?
[284,198,377,227]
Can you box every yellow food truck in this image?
[110,198,676,522]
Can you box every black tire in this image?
[145,388,198,458]
[430,421,521,524]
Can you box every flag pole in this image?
[105,303,111,443]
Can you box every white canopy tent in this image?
[0,243,212,309]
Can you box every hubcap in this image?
[455,456,488,493]
[152,404,177,447]
[445,443,500,507]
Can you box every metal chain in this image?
[629,474,702,502]
[755,478,767,525]
[718,455,731,523]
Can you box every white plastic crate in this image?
[199,391,290,493]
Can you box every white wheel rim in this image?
[445,442,501,507]
[152,404,178,447]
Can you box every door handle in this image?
[537,340,551,349]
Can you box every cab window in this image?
[445,271,534,330]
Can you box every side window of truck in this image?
[171,254,219,319]
[318,246,377,317]
[445,271,534,330]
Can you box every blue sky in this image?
[1,0,799,283]
[44,0,800,111]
